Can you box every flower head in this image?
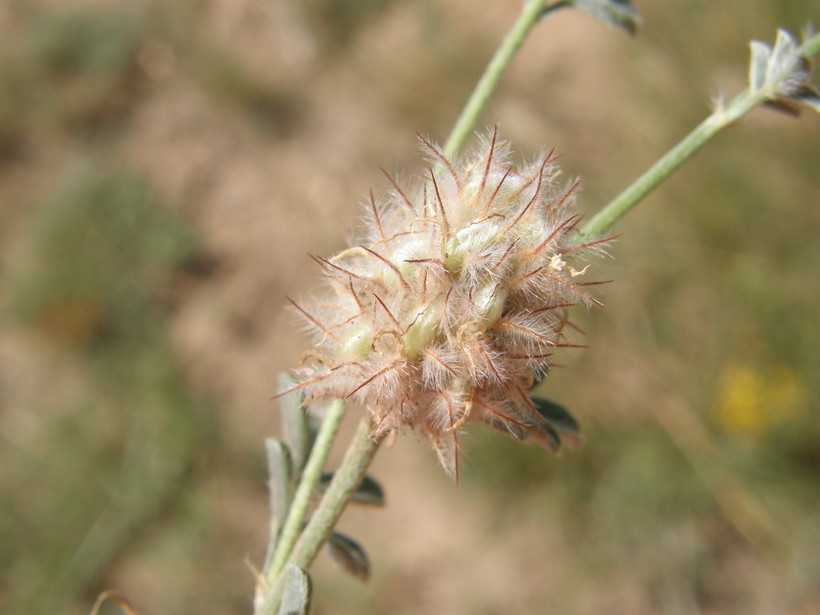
[286,129,612,478]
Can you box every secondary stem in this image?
[578,112,727,239]
[805,31,820,57]
[443,0,559,160]
[262,417,383,613]
[580,31,820,239]
[289,417,383,569]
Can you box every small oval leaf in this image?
[278,565,312,615]
[264,439,293,547]
[529,420,563,453]
[531,397,584,447]
[569,0,641,36]
[278,372,314,476]
[748,29,819,117]
[318,472,385,506]
[484,416,529,441]
[326,532,371,582]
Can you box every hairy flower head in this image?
[286,129,612,478]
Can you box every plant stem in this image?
[578,113,727,239]
[265,399,346,583]
[580,30,820,239]
[805,31,820,57]
[443,0,564,161]
[261,417,383,613]
[289,416,383,568]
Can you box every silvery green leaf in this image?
[261,439,293,576]
[750,29,819,116]
[278,565,312,615]
[568,0,641,36]
[326,532,371,582]
[265,439,293,533]
[278,372,313,475]
[748,40,770,92]
[769,29,799,87]
[531,396,584,446]
[318,472,385,506]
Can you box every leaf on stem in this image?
[278,372,315,476]
[485,416,530,441]
[528,417,563,453]
[278,565,312,615]
[264,439,293,543]
[318,472,386,507]
[326,532,371,582]
[566,0,641,36]
[748,29,820,116]
[531,396,584,448]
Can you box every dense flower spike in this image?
[287,129,612,478]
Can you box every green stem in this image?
[265,399,346,583]
[578,113,728,239]
[580,31,820,239]
[805,31,820,57]
[261,417,383,613]
[443,0,564,161]
[289,417,383,568]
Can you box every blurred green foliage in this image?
[300,0,399,50]
[1,164,213,614]
[0,2,299,613]
[0,6,143,146]
[0,1,304,153]
[11,167,196,351]
[196,48,304,136]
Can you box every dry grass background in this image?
[0,1,818,614]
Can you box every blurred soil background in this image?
[0,0,818,614]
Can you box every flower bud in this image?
[287,129,612,478]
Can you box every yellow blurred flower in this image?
[711,365,805,439]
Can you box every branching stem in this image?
[261,417,382,613]
[266,399,346,582]
[580,31,820,239]
[289,417,383,568]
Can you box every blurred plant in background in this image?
[711,365,805,441]
[0,1,818,614]
[2,163,214,614]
